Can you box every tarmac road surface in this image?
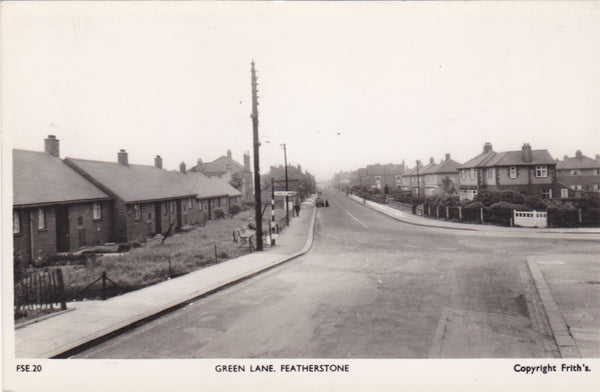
[74,191,599,358]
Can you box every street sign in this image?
[274,191,297,197]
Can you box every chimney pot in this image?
[118,149,128,165]
[483,142,493,153]
[180,162,186,174]
[429,157,434,164]
[154,155,163,169]
[445,153,451,161]
[575,150,583,159]
[44,135,60,157]
[227,149,232,159]
[521,143,532,163]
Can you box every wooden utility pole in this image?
[281,143,290,226]
[251,60,263,251]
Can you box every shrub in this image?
[214,208,225,220]
[229,204,241,216]
[489,201,527,211]
[465,201,484,209]
[523,195,547,211]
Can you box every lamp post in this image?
[281,143,290,226]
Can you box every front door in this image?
[55,205,70,252]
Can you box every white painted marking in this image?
[337,203,369,228]
[437,247,457,251]
[537,261,565,265]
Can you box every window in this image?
[561,188,569,198]
[595,169,600,176]
[571,184,582,190]
[77,216,83,225]
[134,204,141,219]
[460,170,466,180]
[188,199,192,209]
[170,202,176,214]
[13,211,20,234]
[487,169,493,179]
[570,169,581,176]
[93,202,102,220]
[509,166,517,179]
[535,165,548,178]
[38,208,46,230]
[469,169,476,180]
[542,188,552,199]
[593,184,599,192]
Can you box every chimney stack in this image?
[227,149,232,159]
[563,155,569,160]
[44,135,60,157]
[180,162,186,173]
[429,157,434,164]
[483,142,493,153]
[154,155,163,169]
[575,150,583,159]
[118,149,128,166]
[596,154,600,161]
[521,143,532,163]
[243,151,250,170]
[445,153,451,161]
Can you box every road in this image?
[74,191,599,358]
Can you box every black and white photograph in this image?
[2,1,599,391]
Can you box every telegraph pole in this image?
[251,60,263,251]
[281,143,290,226]
[416,160,421,199]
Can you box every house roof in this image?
[424,159,462,174]
[13,150,111,207]
[557,155,600,170]
[482,149,556,167]
[65,158,199,203]
[195,155,245,174]
[365,163,405,176]
[188,173,242,199]
[458,150,497,169]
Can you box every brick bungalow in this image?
[191,150,253,203]
[13,136,112,265]
[188,172,243,220]
[65,151,205,243]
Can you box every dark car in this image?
[315,197,324,207]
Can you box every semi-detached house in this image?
[556,150,600,198]
[13,136,112,265]
[458,143,558,201]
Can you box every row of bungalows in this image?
[13,135,242,266]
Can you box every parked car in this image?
[316,197,324,207]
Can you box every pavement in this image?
[346,194,600,238]
[14,200,317,359]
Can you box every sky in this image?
[3,2,600,182]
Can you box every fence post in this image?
[578,208,582,224]
[102,271,107,300]
[436,205,439,219]
[480,207,484,224]
[168,256,173,278]
[458,206,462,221]
[214,244,218,263]
[56,268,67,310]
[446,206,449,220]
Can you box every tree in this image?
[441,176,456,195]
[229,172,244,191]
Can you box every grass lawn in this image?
[60,206,290,301]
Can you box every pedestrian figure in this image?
[325,200,329,207]
[294,204,300,217]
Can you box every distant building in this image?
[422,154,461,197]
[402,158,436,197]
[13,136,112,265]
[556,150,600,198]
[458,143,558,201]
[191,150,253,203]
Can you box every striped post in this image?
[271,178,276,245]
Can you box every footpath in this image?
[14,200,317,359]
[347,194,600,238]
